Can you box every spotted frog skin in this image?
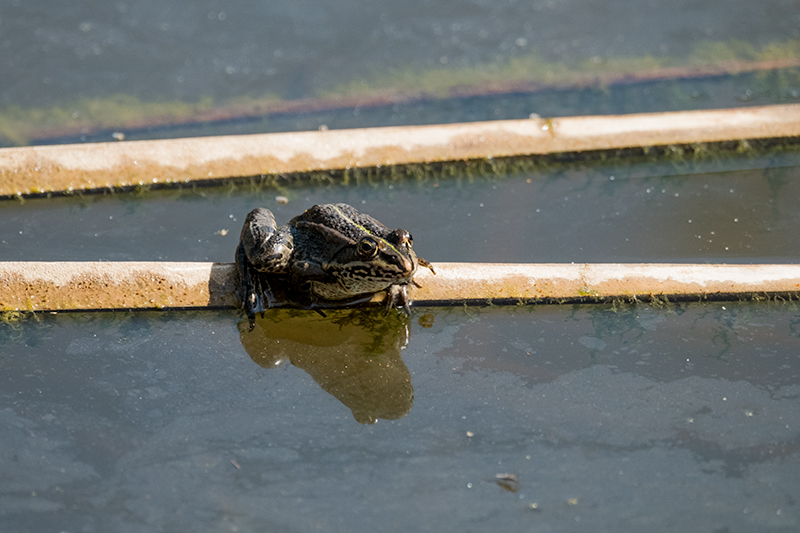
[235,203,434,318]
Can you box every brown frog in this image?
[235,203,434,318]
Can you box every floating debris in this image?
[494,473,519,493]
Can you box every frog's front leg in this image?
[290,259,328,281]
[386,283,412,315]
[285,259,329,304]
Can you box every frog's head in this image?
[357,228,417,277]
[329,227,418,286]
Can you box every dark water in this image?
[2,156,800,264]
[2,302,800,532]
[3,155,800,531]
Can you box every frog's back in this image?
[293,203,390,242]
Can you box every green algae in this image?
[0,94,281,146]
[324,38,800,98]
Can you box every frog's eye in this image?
[357,237,379,259]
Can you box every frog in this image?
[235,203,435,320]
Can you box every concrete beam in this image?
[2,262,799,312]
[1,104,799,197]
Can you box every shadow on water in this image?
[237,308,414,424]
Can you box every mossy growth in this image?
[0,309,36,325]
[0,93,281,146]
[578,286,600,297]
[323,38,800,98]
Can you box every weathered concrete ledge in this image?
[1,262,799,313]
[1,104,799,197]
[0,262,238,312]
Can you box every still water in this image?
[2,301,800,531]
[3,0,800,530]
[3,155,800,264]
[4,0,797,108]
[3,157,800,531]
[2,0,800,145]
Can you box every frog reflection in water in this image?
[236,203,435,319]
[239,309,414,424]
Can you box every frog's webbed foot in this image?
[412,257,435,290]
[417,257,436,275]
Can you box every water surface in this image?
[2,302,799,531]
[2,1,800,530]
[3,154,800,531]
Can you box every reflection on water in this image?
[2,303,800,531]
[238,308,413,424]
